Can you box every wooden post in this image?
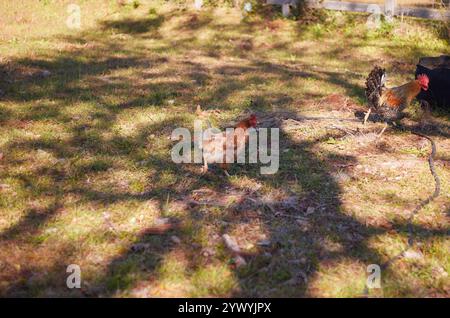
[384,0,395,22]
[266,0,298,17]
[282,3,291,17]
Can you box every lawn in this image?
[0,0,449,297]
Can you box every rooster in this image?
[364,66,429,131]
[199,114,257,176]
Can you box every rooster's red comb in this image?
[417,74,429,86]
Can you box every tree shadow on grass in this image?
[100,15,164,35]
[0,9,448,297]
[61,116,448,297]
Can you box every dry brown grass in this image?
[0,0,448,298]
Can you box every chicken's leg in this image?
[363,108,372,125]
[201,156,208,174]
[377,122,388,138]
[220,163,230,177]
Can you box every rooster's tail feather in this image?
[365,66,386,110]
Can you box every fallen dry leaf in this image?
[222,234,241,255]
[140,218,181,235]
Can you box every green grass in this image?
[0,0,449,297]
